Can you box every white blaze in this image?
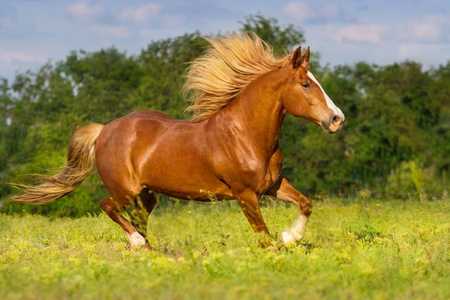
[307,71,344,119]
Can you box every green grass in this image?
[1,198,449,299]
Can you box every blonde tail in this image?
[10,123,104,205]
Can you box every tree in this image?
[136,32,209,118]
[63,48,145,123]
[239,15,305,55]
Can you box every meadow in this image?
[1,198,449,300]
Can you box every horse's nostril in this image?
[332,115,341,124]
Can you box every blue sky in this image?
[1,0,449,83]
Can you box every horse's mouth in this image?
[321,120,344,134]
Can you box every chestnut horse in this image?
[11,32,344,249]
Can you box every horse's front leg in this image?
[265,177,312,245]
[233,189,272,247]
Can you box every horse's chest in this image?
[260,152,283,193]
[239,151,283,194]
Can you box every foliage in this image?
[0,15,449,216]
[1,199,449,299]
[239,14,305,55]
[135,31,209,118]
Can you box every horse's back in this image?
[97,110,189,147]
[96,110,171,149]
[124,110,174,120]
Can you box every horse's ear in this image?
[301,46,311,70]
[291,46,303,69]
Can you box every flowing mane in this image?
[183,31,289,121]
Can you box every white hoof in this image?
[279,214,308,245]
[126,231,147,249]
[280,229,300,245]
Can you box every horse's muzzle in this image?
[323,113,345,134]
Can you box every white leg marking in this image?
[280,214,309,245]
[126,231,146,249]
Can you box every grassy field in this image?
[1,198,449,299]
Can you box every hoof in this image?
[280,229,304,245]
[126,231,147,249]
[279,214,308,245]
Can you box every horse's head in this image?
[282,46,345,133]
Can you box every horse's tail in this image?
[10,123,104,205]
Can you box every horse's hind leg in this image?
[130,189,158,250]
[99,197,147,249]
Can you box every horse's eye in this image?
[301,81,311,88]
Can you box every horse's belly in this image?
[140,163,233,201]
[135,140,233,201]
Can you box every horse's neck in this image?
[218,68,288,152]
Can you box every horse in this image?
[11,32,345,249]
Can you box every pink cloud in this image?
[395,15,449,42]
[66,0,106,23]
[284,1,342,22]
[119,3,162,24]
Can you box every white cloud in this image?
[335,23,387,43]
[0,45,50,80]
[312,23,387,44]
[284,1,342,22]
[398,42,450,64]
[284,1,312,21]
[394,15,449,42]
[0,47,47,64]
[66,0,106,23]
[64,1,135,39]
[119,3,162,24]
[318,2,341,20]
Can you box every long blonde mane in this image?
[183,31,289,121]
